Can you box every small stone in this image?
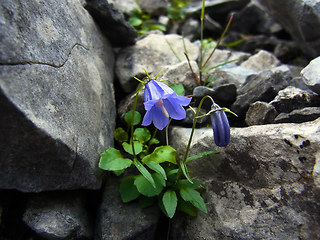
[301,56,320,94]
[84,0,138,47]
[270,86,320,113]
[157,61,199,95]
[240,50,280,72]
[115,33,199,93]
[246,101,278,126]
[231,70,292,118]
[274,107,320,123]
[106,0,140,15]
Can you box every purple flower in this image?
[142,80,191,130]
[210,109,230,147]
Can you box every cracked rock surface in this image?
[169,118,320,239]
[0,0,116,192]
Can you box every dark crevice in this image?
[0,43,89,68]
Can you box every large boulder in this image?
[95,175,160,240]
[23,192,92,240]
[0,0,116,192]
[257,0,320,58]
[169,118,320,239]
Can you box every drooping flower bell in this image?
[210,105,230,147]
[142,80,191,130]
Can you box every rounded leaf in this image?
[133,128,151,143]
[129,16,142,27]
[169,84,185,96]
[151,146,177,164]
[99,148,132,171]
[122,141,143,155]
[113,127,128,143]
[120,176,140,203]
[125,110,141,126]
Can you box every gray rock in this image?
[96,175,160,240]
[202,48,250,71]
[240,50,280,72]
[157,61,199,95]
[193,84,237,108]
[180,18,201,40]
[275,107,320,124]
[211,65,256,88]
[169,118,320,239]
[84,0,138,47]
[107,0,140,15]
[181,107,209,126]
[117,90,145,124]
[185,0,250,15]
[245,101,278,126]
[231,1,282,34]
[257,0,320,58]
[199,49,251,87]
[138,0,169,15]
[23,192,92,240]
[231,70,292,118]
[270,86,320,113]
[301,56,320,94]
[0,0,116,192]
[115,33,199,93]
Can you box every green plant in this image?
[99,71,235,218]
[128,8,166,35]
[167,0,190,22]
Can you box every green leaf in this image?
[169,84,185,96]
[129,16,142,27]
[180,161,193,184]
[119,176,140,203]
[113,127,128,143]
[177,198,198,216]
[122,141,143,155]
[177,179,204,190]
[146,161,167,180]
[124,110,141,126]
[133,160,155,188]
[133,128,151,143]
[162,190,177,218]
[180,187,207,213]
[149,138,160,145]
[167,169,179,176]
[186,150,219,163]
[99,148,132,171]
[149,24,166,31]
[134,173,166,197]
[145,146,177,164]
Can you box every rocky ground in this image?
[0,0,320,239]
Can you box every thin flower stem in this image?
[130,83,144,159]
[201,13,234,71]
[165,118,172,146]
[176,95,214,181]
[199,0,206,82]
[182,95,214,163]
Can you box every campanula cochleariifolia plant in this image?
[99,71,236,218]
